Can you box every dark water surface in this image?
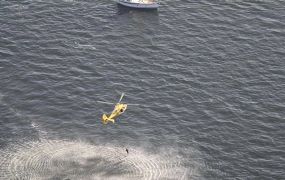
[0,0,284,179]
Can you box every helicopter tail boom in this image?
[102,114,115,124]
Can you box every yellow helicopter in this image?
[98,93,128,124]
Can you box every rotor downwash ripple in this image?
[0,140,189,180]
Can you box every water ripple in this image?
[0,140,190,180]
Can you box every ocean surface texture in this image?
[0,0,284,179]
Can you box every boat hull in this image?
[117,0,159,9]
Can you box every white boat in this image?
[117,0,159,9]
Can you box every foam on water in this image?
[73,41,97,50]
[0,139,191,180]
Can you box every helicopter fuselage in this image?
[102,103,127,124]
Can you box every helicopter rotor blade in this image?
[118,93,125,103]
[97,101,114,105]
[127,103,141,106]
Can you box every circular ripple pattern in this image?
[0,140,189,180]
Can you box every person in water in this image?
[126,148,129,154]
